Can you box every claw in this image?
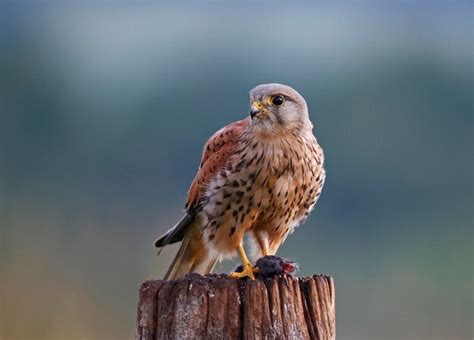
[230,265,259,280]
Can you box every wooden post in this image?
[136,273,335,339]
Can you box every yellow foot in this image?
[230,264,259,280]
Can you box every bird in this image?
[154,83,326,280]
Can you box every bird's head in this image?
[249,83,312,134]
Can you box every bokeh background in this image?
[1,1,472,339]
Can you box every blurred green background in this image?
[1,1,472,339]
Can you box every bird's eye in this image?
[271,95,284,106]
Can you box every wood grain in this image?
[136,274,335,340]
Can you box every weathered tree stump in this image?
[136,273,335,339]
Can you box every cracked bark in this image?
[136,273,335,340]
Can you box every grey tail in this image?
[156,213,218,280]
[163,227,219,280]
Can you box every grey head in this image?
[249,83,312,133]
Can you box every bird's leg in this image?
[256,233,271,257]
[229,242,259,280]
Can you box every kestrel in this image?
[155,83,325,280]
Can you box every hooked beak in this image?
[250,101,265,119]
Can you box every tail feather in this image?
[160,219,218,280]
[204,256,218,275]
[154,213,194,249]
[164,232,193,280]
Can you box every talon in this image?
[231,242,258,279]
[230,264,258,280]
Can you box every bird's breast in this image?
[199,133,325,252]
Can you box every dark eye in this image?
[271,95,284,106]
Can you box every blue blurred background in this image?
[1,1,472,339]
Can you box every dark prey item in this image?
[233,255,298,279]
